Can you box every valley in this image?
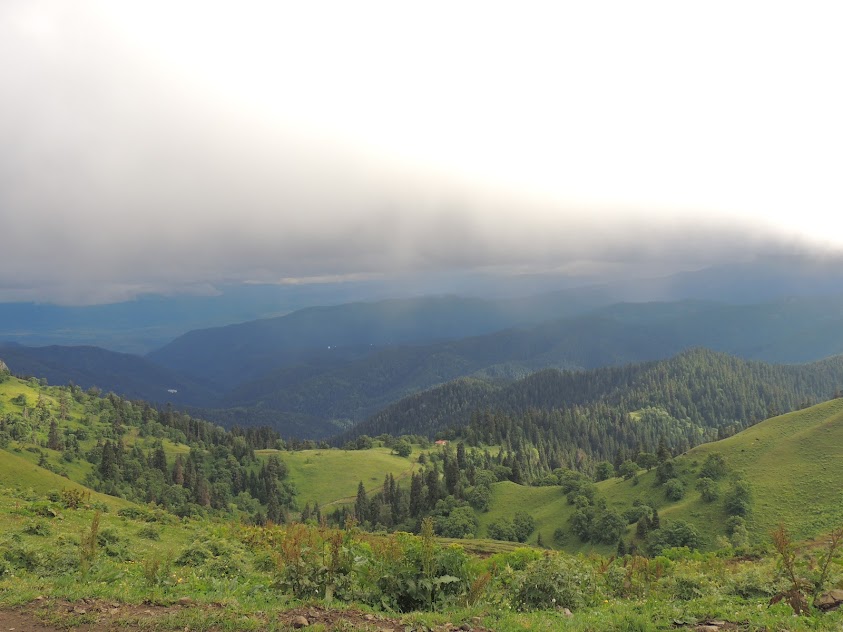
[3,348,843,629]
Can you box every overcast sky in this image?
[1,1,842,305]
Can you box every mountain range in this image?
[2,261,843,439]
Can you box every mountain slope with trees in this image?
[347,349,843,453]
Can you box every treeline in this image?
[345,349,843,468]
[324,442,538,543]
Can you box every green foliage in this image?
[724,480,753,517]
[664,478,685,501]
[61,488,87,509]
[699,452,728,480]
[646,521,702,557]
[595,460,615,481]
[511,552,600,611]
[487,511,535,543]
[137,524,161,540]
[79,510,100,576]
[436,505,478,539]
[22,519,52,536]
[393,439,412,457]
[696,477,719,502]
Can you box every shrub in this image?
[176,537,247,578]
[61,488,86,509]
[22,520,52,536]
[699,452,728,480]
[487,519,516,542]
[137,525,160,540]
[3,542,41,571]
[511,553,599,611]
[696,477,719,502]
[646,521,702,557]
[436,506,478,539]
[29,501,61,518]
[724,480,753,517]
[664,478,685,501]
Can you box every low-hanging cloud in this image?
[1,1,841,305]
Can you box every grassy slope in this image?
[480,398,843,553]
[647,397,843,542]
[257,446,421,508]
[0,449,131,511]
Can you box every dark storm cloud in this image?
[1,1,840,305]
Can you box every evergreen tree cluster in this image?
[1,380,297,521]
[345,349,843,479]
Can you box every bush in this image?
[137,525,160,540]
[724,480,753,517]
[646,521,702,556]
[487,519,516,542]
[61,488,86,509]
[511,553,599,611]
[436,506,478,539]
[3,542,41,571]
[699,453,728,480]
[664,478,685,501]
[22,520,52,536]
[176,537,247,578]
[696,477,719,502]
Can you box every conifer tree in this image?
[355,481,368,523]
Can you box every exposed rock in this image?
[0,358,8,373]
[815,589,843,610]
[563,608,573,618]
[291,615,309,628]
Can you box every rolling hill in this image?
[504,396,843,553]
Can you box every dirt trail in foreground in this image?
[0,601,494,631]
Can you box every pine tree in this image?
[47,420,61,450]
[456,442,467,470]
[150,443,167,474]
[267,489,282,524]
[409,473,423,517]
[355,481,368,523]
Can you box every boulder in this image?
[815,589,843,610]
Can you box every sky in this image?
[1,1,842,305]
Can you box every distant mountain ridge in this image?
[343,348,843,441]
[0,343,215,406]
[4,287,843,439]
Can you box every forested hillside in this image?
[0,367,294,523]
[347,349,843,464]
[0,342,216,406]
[6,296,843,440]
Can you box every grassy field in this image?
[257,446,420,508]
[2,476,843,631]
[475,398,843,553]
[0,449,131,510]
[597,398,843,547]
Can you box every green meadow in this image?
[258,446,420,509]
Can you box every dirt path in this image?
[0,601,493,631]
[0,607,66,631]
